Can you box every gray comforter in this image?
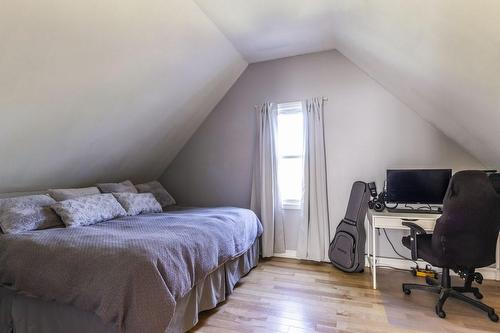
[0,207,262,333]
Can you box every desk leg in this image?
[372,224,377,290]
[367,221,371,270]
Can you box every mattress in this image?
[0,207,263,333]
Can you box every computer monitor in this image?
[386,169,452,204]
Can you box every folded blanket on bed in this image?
[0,207,262,333]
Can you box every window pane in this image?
[277,110,304,157]
[278,157,304,203]
[276,102,305,208]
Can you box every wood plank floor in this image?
[190,257,500,333]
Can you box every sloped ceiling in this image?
[195,0,337,63]
[0,0,247,193]
[2,0,498,194]
[196,0,500,167]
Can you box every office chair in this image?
[490,172,500,194]
[401,170,500,321]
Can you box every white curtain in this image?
[250,102,286,257]
[296,97,331,261]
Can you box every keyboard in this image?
[386,208,442,215]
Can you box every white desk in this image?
[367,209,500,289]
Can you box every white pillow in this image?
[113,193,162,216]
[51,194,126,227]
[48,186,101,201]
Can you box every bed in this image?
[0,206,262,333]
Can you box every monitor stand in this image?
[386,207,442,214]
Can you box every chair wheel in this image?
[425,276,437,286]
[488,312,499,322]
[473,291,483,299]
[435,306,446,318]
[403,288,411,295]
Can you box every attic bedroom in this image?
[0,1,499,333]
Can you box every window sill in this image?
[281,204,303,211]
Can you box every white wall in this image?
[0,0,246,193]
[161,50,483,257]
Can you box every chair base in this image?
[402,268,499,322]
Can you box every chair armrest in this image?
[402,221,427,260]
[402,221,427,234]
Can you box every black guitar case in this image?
[329,181,370,272]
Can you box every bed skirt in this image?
[0,239,259,333]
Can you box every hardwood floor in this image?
[190,257,500,333]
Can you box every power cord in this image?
[382,229,418,266]
[369,230,419,272]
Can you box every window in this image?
[276,101,305,209]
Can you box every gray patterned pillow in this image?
[96,180,138,194]
[0,204,62,234]
[0,194,55,210]
[51,194,126,227]
[0,195,62,234]
[113,193,162,216]
[48,187,101,201]
[135,181,176,208]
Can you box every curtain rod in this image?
[254,97,328,109]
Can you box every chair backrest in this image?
[432,170,500,268]
[489,173,500,194]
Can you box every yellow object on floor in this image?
[412,265,438,279]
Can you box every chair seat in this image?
[402,234,444,267]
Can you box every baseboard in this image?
[271,252,498,280]
[365,255,498,281]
